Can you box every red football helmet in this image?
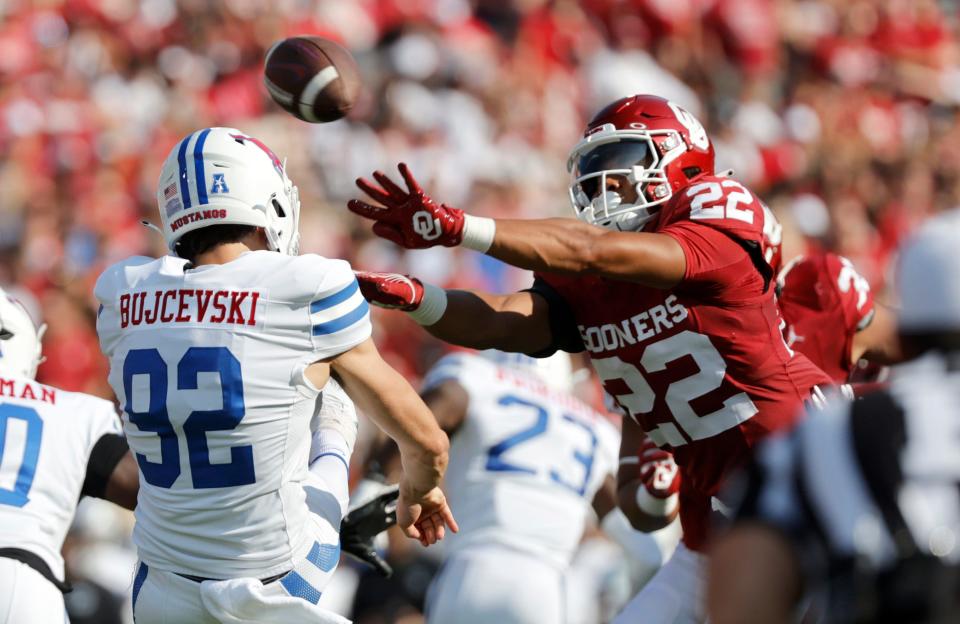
[568,95,715,231]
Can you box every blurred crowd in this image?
[1,0,958,622]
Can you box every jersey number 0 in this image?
[0,404,43,507]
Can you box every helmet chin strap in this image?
[589,190,657,232]
[263,224,283,253]
[140,220,164,235]
[613,210,657,232]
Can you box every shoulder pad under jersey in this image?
[657,175,771,248]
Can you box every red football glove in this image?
[348,163,465,249]
[638,437,681,500]
[354,271,425,311]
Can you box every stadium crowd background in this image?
[0,0,958,622]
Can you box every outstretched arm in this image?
[429,290,556,352]
[487,218,685,288]
[320,338,458,546]
[348,164,686,289]
[355,271,558,354]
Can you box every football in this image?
[263,36,361,123]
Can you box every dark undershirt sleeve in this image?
[523,277,585,357]
[80,434,130,500]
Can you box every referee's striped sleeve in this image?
[309,265,371,359]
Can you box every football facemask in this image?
[569,128,686,232]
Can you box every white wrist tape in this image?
[406,282,448,326]
[461,215,496,253]
[636,487,679,518]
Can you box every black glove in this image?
[339,484,399,577]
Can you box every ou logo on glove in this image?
[412,210,443,241]
[650,461,679,491]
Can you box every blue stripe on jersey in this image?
[132,562,149,615]
[312,299,369,336]
[279,571,322,604]
[312,451,349,474]
[177,133,193,209]
[305,541,341,572]
[310,280,360,313]
[193,128,212,205]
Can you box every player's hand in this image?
[354,271,424,311]
[348,163,465,249]
[396,480,459,547]
[638,437,680,500]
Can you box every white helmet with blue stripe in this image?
[0,288,45,380]
[156,127,301,256]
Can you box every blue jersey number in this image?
[485,394,597,496]
[0,404,44,507]
[550,414,598,497]
[486,395,548,474]
[123,347,254,489]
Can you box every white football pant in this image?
[426,546,565,624]
[0,558,67,624]
[131,452,350,624]
[612,543,707,624]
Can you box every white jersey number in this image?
[593,330,759,447]
[687,180,754,224]
[836,256,871,311]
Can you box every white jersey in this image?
[424,353,619,569]
[0,373,121,581]
[95,250,370,578]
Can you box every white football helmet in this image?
[156,127,301,256]
[0,289,45,380]
[480,350,575,394]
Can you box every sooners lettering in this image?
[169,209,228,232]
[578,295,689,354]
[119,289,261,328]
[0,377,56,404]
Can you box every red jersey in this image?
[534,175,830,550]
[777,253,875,383]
